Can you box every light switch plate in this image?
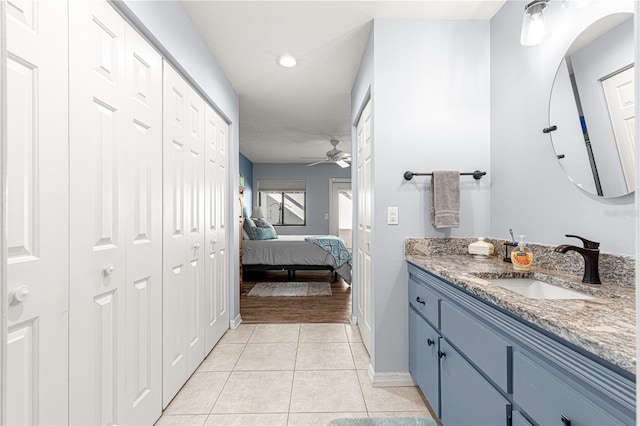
[387,207,399,225]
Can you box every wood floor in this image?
[240,270,352,324]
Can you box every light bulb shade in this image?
[520,0,552,46]
[251,207,266,219]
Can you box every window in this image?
[257,180,306,226]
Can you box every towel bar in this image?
[403,170,486,181]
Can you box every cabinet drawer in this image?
[440,339,510,426]
[440,300,511,392]
[409,277,440,327]
[409,306,440,417]
[513,352,626,426]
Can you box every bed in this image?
[242,235,352,283]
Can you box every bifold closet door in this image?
[69,1,163,424]
[5,0,69,424]
[162,63,206,406]
[204,104,230,352]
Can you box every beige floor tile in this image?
[349,342,370,370]
[299,323,348,342]
[219,325,256,344]
[199,344,245,372]
[234,343,297,371]
[164,372,231,415]
[296,342,355,370]
[211,371,294,414]
[155,414,208,425]
[249,324,300,343]
[357,370,429,412]
[205,413,288,425]
[345,325,363,343]
[290,370,366,413]
[287,412,368,425]
[368,411,434,418]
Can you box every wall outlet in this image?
[387,207,399,225]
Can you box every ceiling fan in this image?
[306,139,351,168]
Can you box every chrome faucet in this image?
[554,234,601,284]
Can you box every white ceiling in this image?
[182,1,506,164]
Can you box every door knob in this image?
[210,239,217,245]
[10,285,31,304]
[102,264,115,277]
[194,243,201,250]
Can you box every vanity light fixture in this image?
[520,0,552,46]
[277,54,297,68]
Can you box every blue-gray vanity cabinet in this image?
[409,306,440,416]
[439,338,511,426]
[407,263,636,426]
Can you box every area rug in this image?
[247,282,332,297]
[327,417,437,426]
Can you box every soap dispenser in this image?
[511,235,533,271]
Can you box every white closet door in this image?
[356,99,372,355]
[122,24,163,425]
[204,104,229,353]
[6,1,69,424]
[69,2,127,424]
[185,86,206,376]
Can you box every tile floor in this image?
[156,323,434,425]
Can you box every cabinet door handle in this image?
[415,296,426,305]
[561,415,571,426]
[438,350,446,359]
[427,338,434,347]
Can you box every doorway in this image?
[329,179,352,251]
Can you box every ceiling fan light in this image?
[277,54,297,68]
[520,0,552,46]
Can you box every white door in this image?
[185,86,206,376]
[356,99,372,354]
[162,63,207,405]
[6,1,69,424]
[122,23,163,426]
[602,66,635,191]
[69,2,126,424]
[204,103,229,353]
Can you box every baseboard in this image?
[230,314,242,329]
[350,315,357,326]
[368,365,416,387]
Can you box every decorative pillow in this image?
[242,228,250,240]
[254,226,278,240]
[252,218,270,228]
[243,217,257,240]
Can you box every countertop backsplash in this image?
[405,237,635,287]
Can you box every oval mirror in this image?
[549,13,635,197]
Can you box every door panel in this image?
[123,23,163,425]
[204,104,229,353]
[356,99,372,354]
[69,2,126,424]
[6,0,69,424]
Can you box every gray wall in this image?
[490,0,635,255]
[352,19,491,374]
[239,153,254,217]
[252,163,351,235]
[116,0,243,318]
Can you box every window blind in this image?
[257,180,306,192]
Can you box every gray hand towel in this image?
[430,171,460,228]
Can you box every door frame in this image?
[0,0,7,421]
[328,178,352,240]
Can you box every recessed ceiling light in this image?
[277,55,297,68]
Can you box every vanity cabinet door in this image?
[513,352,627,426]
[440,339,510,426]
[409,276,440,327]
[512,411,534,426]
[409,306,440,416]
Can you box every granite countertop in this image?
[405,252,636,374]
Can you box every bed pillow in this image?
[243,217,257,240]
[254,226,278,240]
[252,218,270,228]
[242,228,250,240]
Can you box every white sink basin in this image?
[486,278,595,300]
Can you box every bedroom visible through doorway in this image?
[329,179,353,251]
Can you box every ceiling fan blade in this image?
[307,160,328,167]
[336,160,350,168]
